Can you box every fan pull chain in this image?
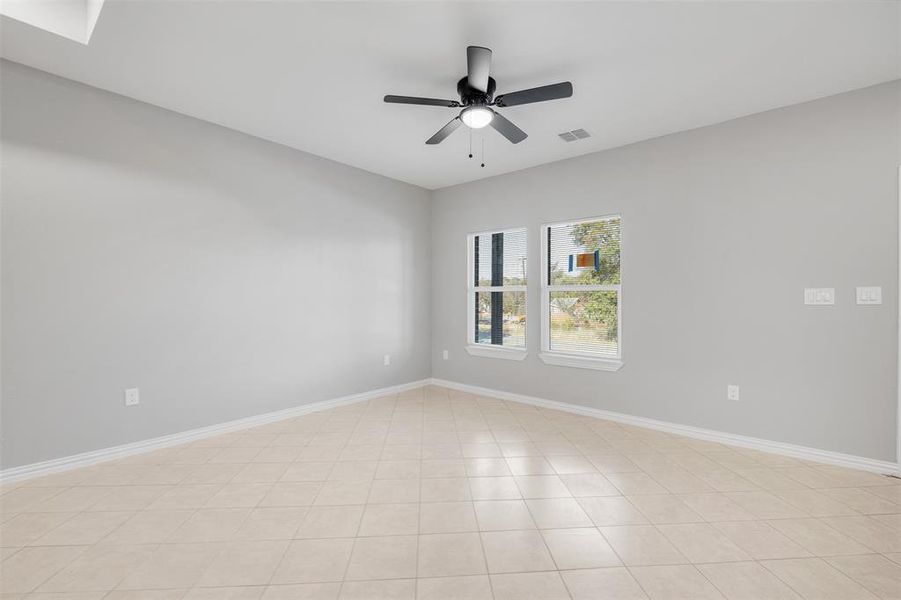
[468,128,473,159]
[481,137,485,168]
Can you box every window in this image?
[466,228,527,360]
[540,216,622,370]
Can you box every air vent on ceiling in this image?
[558,128,591,142]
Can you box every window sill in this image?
[539,352,623,371]
[465,345,528,361]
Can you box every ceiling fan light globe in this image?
[461,106,493,129]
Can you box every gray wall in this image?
[3,60,898,469]
[432,81,900,462]
[1,61,432,469]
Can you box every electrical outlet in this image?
[124,388,140,407]
[383,354,391,367]
[727,385,740,401]
[442,350,449,360]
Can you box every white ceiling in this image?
[2,1,898,190]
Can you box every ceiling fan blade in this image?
[384,95,460,107]
[426,117,463,145]
[494,82,573,107]
[490,112,527,144]
[466,46,492,93]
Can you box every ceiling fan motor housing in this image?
[457,76,496,106]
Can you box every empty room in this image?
[1,1,899,598]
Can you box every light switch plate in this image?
[804,288,835,305]
[856,286,882,305]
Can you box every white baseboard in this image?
[5,377,897,483]
[431,378,900,476]
[0,379,430,484]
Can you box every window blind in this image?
[470,228,527,349]
[544,216,621,358]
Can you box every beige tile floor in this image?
[1,385,900,599]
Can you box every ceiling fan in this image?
[384,46,573,145]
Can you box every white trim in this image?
[543,213,622,228]
[539,352,623,371]
[0,379,430,484]
[466,225,529,237]
[466,227,528,349]
[469,286,527,293]
[547,284,619,293]
[897,166,901,475]
[430,378,899,475]
[540,215,623,363]
[466,345,528,361]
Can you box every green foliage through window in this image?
[546,217,621,357]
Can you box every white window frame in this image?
[466,227,528,361]
[540,215,623,371]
